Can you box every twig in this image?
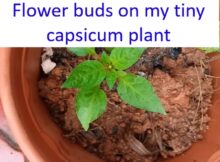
[125,133,152,156]
[0,129,20,151]
[199,62,205,128]
[0,129,30,161]
[205,74,220,92]
[24,156,30,162]
[205,74,220,79]
[193,66,203,127]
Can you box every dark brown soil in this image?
[38,48,213,162]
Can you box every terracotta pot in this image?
[0,48,220,162]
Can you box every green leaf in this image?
[117,70,127,78]
[68,48,96,56]
[100,51,111,64]
[199,48,220,53]
[76,88,107,131]
[105,48,114,53]
[110,48,146,70]
[117,74,165,114]
[62,60,106,89]
[106,70,117,90]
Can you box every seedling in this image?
[62,47,165,130]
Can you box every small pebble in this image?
[41,58,56,74]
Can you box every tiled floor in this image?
[0,102,28,162]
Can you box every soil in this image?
[38,48,213,162]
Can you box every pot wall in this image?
[0,48,220,162]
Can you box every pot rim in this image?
[0,48,44,162]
